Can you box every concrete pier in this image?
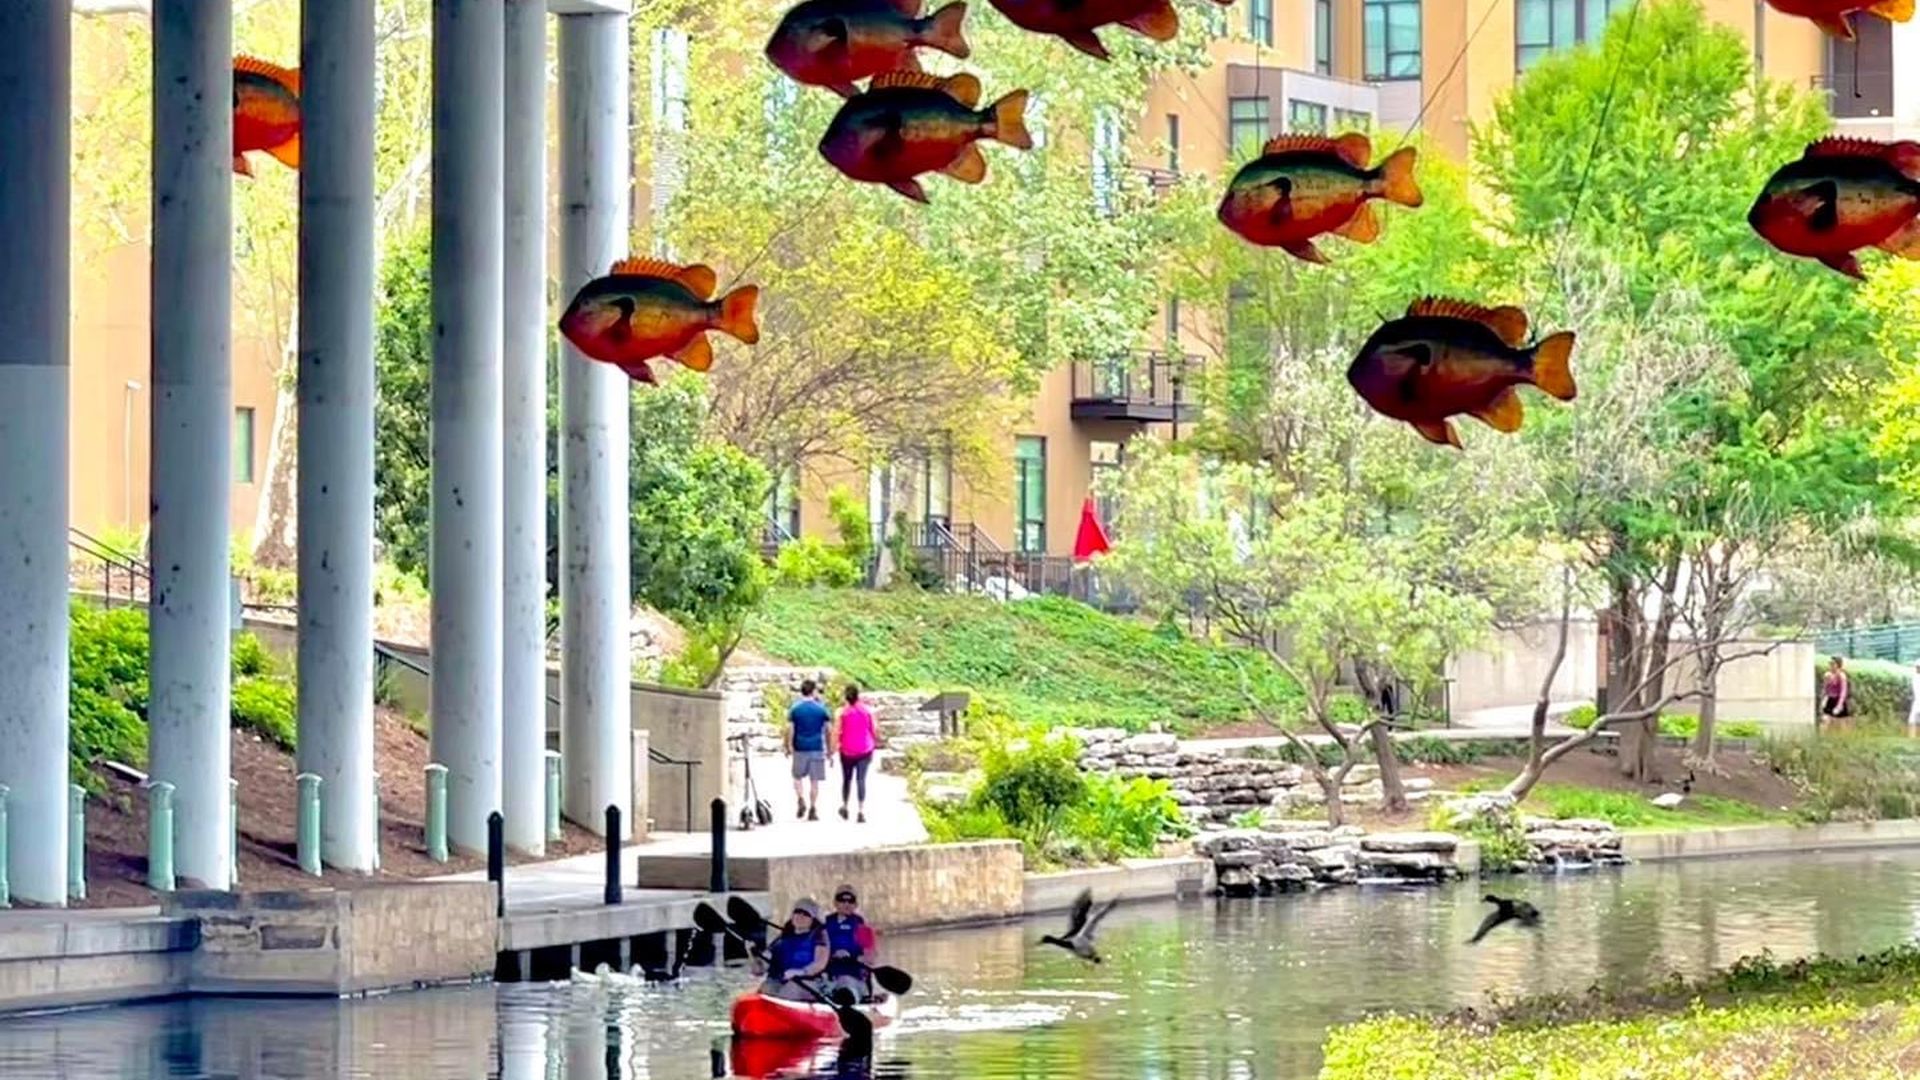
[0,0,74,906]
[430,0,507,855]
[557,10,634,836]
[149,0,235,890]
[502,0,550,856]
[297,0,379,872]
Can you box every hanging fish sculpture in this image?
[1347,299,1577,449]
[557,258,760,385]
[1762,0,1912,39]
[1217,133,1422,264]
[766,0,972,98]
[232,55,301,177]
[818,71,1030,203]
[987,0,1223,61]
[1748,137,1920,280]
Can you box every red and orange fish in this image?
[817,71,1031,203]
[232,55,300,177]
[1347,298,1577,449]
[558,258,760,385]
[766,0,972,98]
[1217,133,1422,264]
[1763,0,1912,39]
[988,0,1229,60]
[1749,137,1920,280]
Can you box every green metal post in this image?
[228,778,239,888]
[68,784,86,902]
[426,763,449,863]
[297,773,323,877]
[0,784,11,909]
[371,770,382,873]
[148,781,176,893]
[544,750,562,843]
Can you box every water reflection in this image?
[5,849,1920,1080]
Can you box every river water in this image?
[8,848,1920,1080]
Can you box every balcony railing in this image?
[1069,350,1200,425]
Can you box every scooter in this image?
[735,733,775,830]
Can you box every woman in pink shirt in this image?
[835,685,879,822]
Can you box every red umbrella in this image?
[1072,496,1111,564]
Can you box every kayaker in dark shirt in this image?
[822,884,879,1001]
[752,897,831,1001]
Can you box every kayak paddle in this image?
[693,900,765,957]
[726,895,915,995]
[792,977,876,1042]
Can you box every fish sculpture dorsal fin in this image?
[1262,132,1372,169]
[882,0,924,14]
[869,70,981,106]
[1407,297,1531,348]
[608,257,718,299]
[1804,136,1920,166]
[234,55,300,94]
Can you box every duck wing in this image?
[1083,898,1119,940]
[1467,908,1511,945]
[1063,888,1093,938]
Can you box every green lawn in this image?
[1462,779,1786,830]
[1321,946,1920,1080]
[744,587,1301,732]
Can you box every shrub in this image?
[976,729,1086,828]
[773,536,862,588]
[69,604,153,780]
[1430,798,1530,872]
[1760,732,1920,823]
[232,675,297,749]
[1562,703,1763,742]
[826,486,873,569]
[231,631,276,678]
[1058,774,1186,863]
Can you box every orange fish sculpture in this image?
[557,258,760,385]
[1749,137,1920,280]
[817,71,1030,203]
[766,0,972,98]
[1762,0,1912,39]
[232,55,301,177]
[988,0,1231,60]
[1347,299,1577,449]
[1217,133,1422,264]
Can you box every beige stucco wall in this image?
[1448,619,1601,717]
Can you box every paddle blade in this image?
[871,965,914,995]
[728,894,775,930]
[692,901,734,938]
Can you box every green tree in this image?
[372,229,433,577]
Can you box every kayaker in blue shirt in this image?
[822,884,879,1001]
[752,897,831,1001]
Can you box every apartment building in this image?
[778,0,1850,592]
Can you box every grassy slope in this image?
[744,587,1301,733]
[1321,946,1920,1080]
[1460,778,1786,830]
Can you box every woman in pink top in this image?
[835,685,879,822]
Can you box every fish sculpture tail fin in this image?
[1531,331,1578,402]
[1377,146,1423,208]
[1872,0,1914,25]
[266,134,301,171]
[922,2,972,59]
[716,285,761,345]
[987,90,1033,151]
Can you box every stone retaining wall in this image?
[1071,728,1434,823]
[1196,826,1467,894]
[720,665,940,752]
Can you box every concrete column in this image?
[150,0,234,890]
[0,1,72,907]
[296,0,378,872]
[431,0,506,854]
[558,11,633,835]
[502,0,549,856]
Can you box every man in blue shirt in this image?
[786,679,833,820]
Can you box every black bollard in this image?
[604,804,623,906]
[709,797,729,894]
[486,811,505,918]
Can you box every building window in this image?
[1248,0,1273,45]
[920,445,952,530]
[1166,113,1181,173]
[1334,107,1375,132]
[1363,0,1421,80]
[1090,441,1124,538]
[1228,97,1270,159]
[1288,99,1329,134]
[1091,108,1122,216]
[1315,0,1333,74]
[1516,0,1630,72]
[767,463,800,539]
[232,407,256,484]
[1015,436,1047,554]
[1164,296,1180,348]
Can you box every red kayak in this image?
[730,989,902,1040]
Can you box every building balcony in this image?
[1069,351,1200,426]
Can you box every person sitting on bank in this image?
[822,884,880,1001]
[752,898,831,1001]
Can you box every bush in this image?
[976,730,1087,828]
[1058,774,1186,863]
[69,604,153,780]
[1760,732,1920,822]
[231,631,276,678]
[826,486,873,570]
[1562,703,1762,741]
[773,536,863,588]
[232,675,297,749]
[1429,798,1530,872]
